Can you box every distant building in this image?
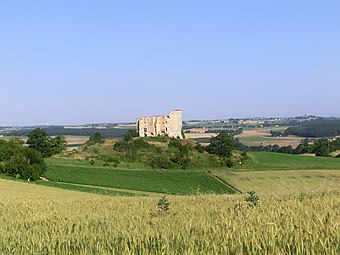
[137,110,183,139]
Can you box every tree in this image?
[27,128,52,157]
[88,132,104,144]
[27,128,67,157]
[207,132,235,158]
[50,135,67,154]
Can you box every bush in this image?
[194,142,205,153]
[158,196,170,212]
[147,154,175,169]
[123,129,138,141]
[225,158,234,168]
[245,191,260,207]
[89,159,95,166]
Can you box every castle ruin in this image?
[137,110,183,139]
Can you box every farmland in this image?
[235,127,304,148]
[43,161,237,195]
[0,178,339,254]
[234,152,340,170]
[1,148,340,254]
[42,152,340,196]
[213,169,340,194]
[2,137,340,254]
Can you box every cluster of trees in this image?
[205,128,243,136]
[294,138,340,157]
[270,130,287,137]
[238,143,295,154]
[112,132,245,169]
[285,119,340,137]
[0,128,69,180]
[113,136,192,169]
[27,128,67,157]
[0,138,46,180]
[113,131,243,169]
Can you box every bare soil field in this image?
[185,133,218,139]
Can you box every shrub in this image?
[158,196,170,212]
[194,142,205,153]
[147,154,175,169]
[245,191,260,207]
[89,159,95,166]
[225,158,234,168]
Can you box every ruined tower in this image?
[137,110,183,139]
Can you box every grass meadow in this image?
[0,179,339,255]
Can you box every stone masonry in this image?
[137,110,183,139]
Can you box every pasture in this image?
[0,178,339,255]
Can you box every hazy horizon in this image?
[1,1,339,126]
[1,114,338,127]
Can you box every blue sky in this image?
[1,1,339,125]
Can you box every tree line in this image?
[237,138,340,157]
[285,119,340,137]
[4,126,131,139]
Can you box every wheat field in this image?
[0,179,339,255]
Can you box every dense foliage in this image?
[112,130,246,169]
[285,119,340,137]
[113,137,198,169]
[27,128,67,157]
[0,139,46,180]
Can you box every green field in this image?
[44,152,340,196]
[46,158,150,169]
[0,174,139,197]
[235,152,340,170]
[44,162,236,195]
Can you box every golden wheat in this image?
[0,181,339,255]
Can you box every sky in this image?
[0,0,339,126]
